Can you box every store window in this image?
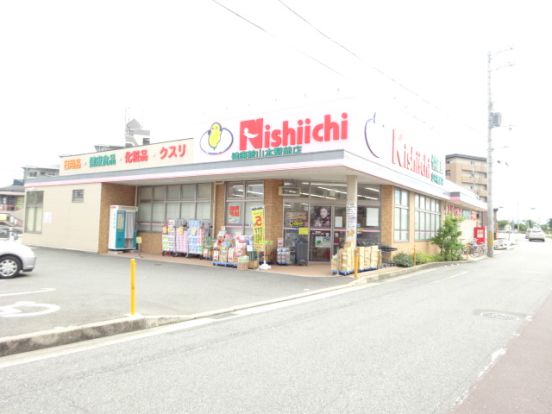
[394,188,409,241]
[281,181,382,258]
[357,185,380,201]
[415,195,441,240]
[310,205,331,228]
[310,183,348,201]
[225,181,264,236]
[25,191,44,233]
[137,183,212,232]
[72,189,84,203]
[226,182,245,200]
[284,202,309,228]
[284,180,381,203]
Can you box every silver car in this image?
[0,240,36,278]
[528,228,546,242]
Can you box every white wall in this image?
[459,218,478,244]
[24,183,102,252]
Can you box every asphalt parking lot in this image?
[0,247,351,339]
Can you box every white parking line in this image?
[428,271,468,284]
[0,301,60,318]
[0,288,56,298]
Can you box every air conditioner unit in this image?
[278,186,300,196]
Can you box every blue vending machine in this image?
[108,205,138,251]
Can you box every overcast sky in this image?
[1,0,551,223]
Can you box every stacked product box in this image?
[331,254,339,275]
[276,247,291,265]
[237,255,250,271]
[175,226,188,254]
[227,247,237,266]
[247,250,259,269]
[359,246,379,270]
[161,220,176,255]
[337,245,381,275]
[358,246,366,270]
[338,247,354,275]
[370,246,380,268]
[187,219,205,255]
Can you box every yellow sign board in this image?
[251,207,265,251]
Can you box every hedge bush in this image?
[414,252,439,265]
[393,252,414,267]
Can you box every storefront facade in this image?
[23,100,486,262]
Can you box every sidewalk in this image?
[453,293,552,413]
[109,250,340,278]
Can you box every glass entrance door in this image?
[309,205,332,261]
[309,230,332,261]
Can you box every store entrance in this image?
[309,230,332,261]
[283,186,381,264]
[309,205,332,261]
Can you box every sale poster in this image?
[251,207,265,251]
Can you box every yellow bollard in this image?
[130,258,136,315]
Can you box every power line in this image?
[210,0,267,33]
[275,0,361,61]
[275,0,483,134]
[210,0,344,77]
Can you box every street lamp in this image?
[486,48,513,257]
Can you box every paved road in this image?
[1,240,550,413]
[0,248,350,337]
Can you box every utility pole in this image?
[486,48,513,257]
[487,51,495,257]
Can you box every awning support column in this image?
[346,175,358,249]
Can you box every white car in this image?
[527,228,546,242]
[0,240,36,278]
[494,238,512,250]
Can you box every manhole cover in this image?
[480,311,517,320]
[475,309,526,321]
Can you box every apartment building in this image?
[445,154,487,202]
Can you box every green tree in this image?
[497,220,510,230]
[431,215,464,261]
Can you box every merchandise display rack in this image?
[162,219,208,258]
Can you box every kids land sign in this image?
[363,112,445,186]
[391,129,444,185]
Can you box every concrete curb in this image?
[350,260,472,285]
[0,315,187,358]
[0,259,478,358]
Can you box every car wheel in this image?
[0,255,22,278]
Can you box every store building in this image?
[23,102,486,263]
